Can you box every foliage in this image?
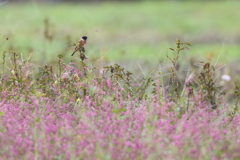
[0,36,239,159]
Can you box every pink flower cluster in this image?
[0,64,239,160]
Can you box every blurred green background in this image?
[1,1,240,67]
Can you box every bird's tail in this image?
[71,52,75,56]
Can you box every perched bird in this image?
[71,36,88,56]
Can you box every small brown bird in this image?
[71,36,88,56]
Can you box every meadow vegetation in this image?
[0,36,239,159]
[0,1,240,159]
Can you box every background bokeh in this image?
[1,0,240,68]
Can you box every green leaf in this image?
[35,118,40,123]
[6,81,13,86]
[211,66,215,71]
[183,42,192,46]
[38,67,45,72]
[103,66,110,69]
[0,111,5,116]
[117,74,123,79]
[113,108,126,115]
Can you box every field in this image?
[1,1,240,63]
[0,1,240,159]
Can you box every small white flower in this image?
[221,75,231,81]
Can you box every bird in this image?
[71,36,88,56]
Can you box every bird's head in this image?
[82,36,88,41]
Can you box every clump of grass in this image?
[197,62,221,109]
[167,39,192,100]
[228,81,240,122]
[234,82,240,107]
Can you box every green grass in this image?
[0,1,240,65]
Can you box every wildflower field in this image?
[0,1,240,160]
